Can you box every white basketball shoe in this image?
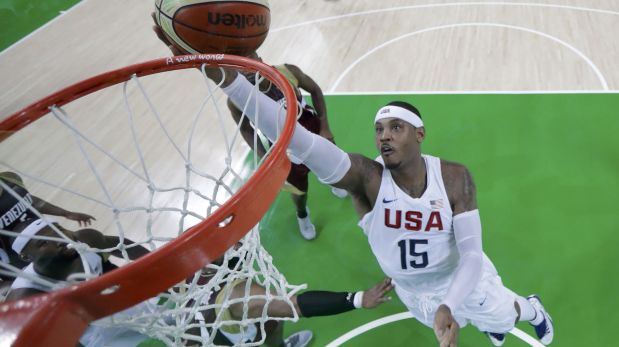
[331,186,348,198]
[486,332,506,346]
[283,330,313,347]
[297,208,316,240]
[527,295,554,345]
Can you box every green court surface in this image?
[259,93,619,346]
[0,0,81,51]
[6,6,618,345]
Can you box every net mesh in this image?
[0,61,304,346]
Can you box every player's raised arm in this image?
[219,71,380,199]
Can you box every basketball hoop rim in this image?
[0,54,298,347]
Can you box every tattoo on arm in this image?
[461,167,477,211]
[443,162,477,214]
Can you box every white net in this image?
[0,61,305,346]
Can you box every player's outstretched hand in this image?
[433,304,459,347]
[64,211,96,227]
[151,12,237,86]
[151,12,186,56]
[362,277,394,309]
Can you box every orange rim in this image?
[0,54,297,347]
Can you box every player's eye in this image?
[375,127,383,134]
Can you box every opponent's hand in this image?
[433,304,459,347]
[362,277,394,309]
[64,212,96,227]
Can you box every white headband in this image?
[11,218,55,255]
[374,105,423,128]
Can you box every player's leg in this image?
[286,165,316,240]
[514,294,554,345]
[290,193,316,240]
[262,321,284,347]
[291,192,308,218]
[457,273,516,346]
[462,269,553,346]
[261,321,312,347]
[229,280,297,319]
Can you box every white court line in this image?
[0,0,88,56]
[325,312,545,347]
[328,22,609,93]
[271,2,619,33]
[326,89,619,95]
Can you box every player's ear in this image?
[415,127,425,143]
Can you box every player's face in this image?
[22,226,78,263]
[375,118,424,170]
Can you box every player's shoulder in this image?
[439,159,475,197]
[440,159,471,180]
[0,171,24,185]
[282,63,301,73]
[281,63,306,79]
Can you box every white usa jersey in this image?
[359,154,459,294]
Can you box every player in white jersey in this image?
[189,66,555,347]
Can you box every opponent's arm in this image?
[226,98,268,158]
[231,277,394,320]
[434,162,483,347]
[104,236,150,260]
[32,196,96,227]
[75,229,149,261]
[0,171,95,227]
[286,64,333,142]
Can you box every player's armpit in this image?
[334,154,382,205]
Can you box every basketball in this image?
[155,0,270,56]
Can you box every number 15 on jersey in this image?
[397,239,429,269]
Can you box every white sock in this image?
[516,296,540,323]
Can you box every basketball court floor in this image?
[1,1,619,346]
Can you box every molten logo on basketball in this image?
[207,13,268,29]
